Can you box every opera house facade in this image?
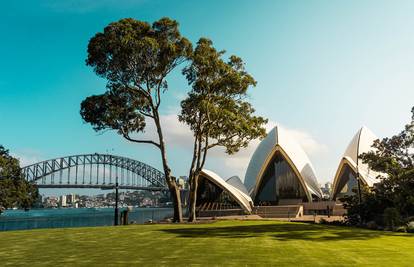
[194,125,381,216]
[245,126,322,205]
[331,126,382,200]
[195,169,253,215]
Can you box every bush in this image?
[383,208,401,230]
[407,221,414,233]
[318,218,346,226]
[406,216,414,223]
[365,221,378,230]
[319,218,327,224]
[395,226,406,233]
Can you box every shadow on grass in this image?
[160,222,412,242]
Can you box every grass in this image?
[1,220,413,266]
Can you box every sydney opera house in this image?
[331,127,381,200]
[194,125,382,217]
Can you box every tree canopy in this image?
[179,38,267,221]
[344,107,414,227]
[0,145,38,211]
[81,17,192,142]
[80,17,193,222]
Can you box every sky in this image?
[1,0,414,193]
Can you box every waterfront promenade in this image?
[0,208,173,231]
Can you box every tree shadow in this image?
[160,222,413,242]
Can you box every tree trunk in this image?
[188,133,204,222]
[169,178,183,222]
[160,145,182,223]
[153,110,183,222]
[188,174,198,222]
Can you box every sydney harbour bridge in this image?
[21,153,168,191]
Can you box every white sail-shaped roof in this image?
[331,126,383,199]
[226,176,249,195]
[201,169,253,213]
[244,125,322,201]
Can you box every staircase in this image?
[254,205,303,218]
[196,201,245,217]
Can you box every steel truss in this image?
[21,153,167,190]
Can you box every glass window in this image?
[255,161,277,205]
[333,164,358,199]
[196,176,239,210]
[254,152,307,206]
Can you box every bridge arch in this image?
[21,153,167,190]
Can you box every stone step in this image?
[254,205,303,218]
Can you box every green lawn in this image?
[1,220,413,266]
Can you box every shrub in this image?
[395,226,406,233]
[407,221,414,233]
[383,208,401,230]
[365,221,378,230]
[406,216,414,223]
[318,218,346,226]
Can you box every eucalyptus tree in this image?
[359,106,414,219]
[179,38,267,222]
[0,145,38,211]
[343,107,414,226]
[80,18,192,222]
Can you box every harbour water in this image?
[0,207,174,231]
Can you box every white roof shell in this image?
[244,126,322,201]
[226,176,249,195]
[200,169,253,213]
[331,126,382,198]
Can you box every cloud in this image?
[136,113,193,148]
[279,125,329,155]
[11,113,328,184]
[11,150,44,167]
[206,121,327,180]
[138,113,328,180]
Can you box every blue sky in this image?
[1,0,414,190]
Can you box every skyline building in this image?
[59,195,67,207]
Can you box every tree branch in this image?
[195,133,203,171]
[123,134,160,148]
[138,110,154,119]
[125,84,152,101]
[156,83,162,109]
[188,136,199,182]
[204,134,238,151]
[200,132,209,169]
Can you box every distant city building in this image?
[66,194,77,205]
[141,197,153,206]
[59,195,67,207]
[43,196,58,208]
[177,176,189,190]
[320,182,332,199]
